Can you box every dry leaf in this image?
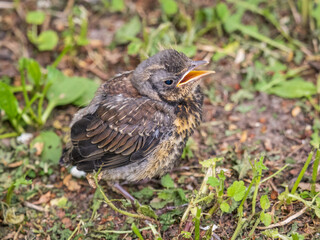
[33,142,44,156]
[264,139,272,151]
[63,174,81,191]
[62,217,72,229]
[33,191,52,205]
[7,160,23,168]
[291,106,301,117]
[298,182,320,192]
[240,130,247,143]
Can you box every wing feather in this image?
[67,95,171,172]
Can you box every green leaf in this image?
[26,11,45,25]
[220,201,230,212]
[137,204,158,219]
[72,78,99,106]
[51,196,68,208]
[26,58,42,86]
[310,130,320,149]
[150,198,169,209]
[128,39,142,55]
[235,104,254,113]
[46,68,86,106]
[227,181,246,201]
[314,207,320,218]
[260,212,272,226]
[231,89,254,103]
[176,188,187,202]
[181,231,192,238]
[110,0,125,12]
[132,187,154,200]
[14,176,32,187]
[255,160,268,172]
[161,174,175,188]
[218,170,226,181]
[260,195,270,210]
[207,177,219,187]
[36,30,58,51]
[175,45,197,58]
[0,82,18,120]
[291,232,305,240]
[31,131,62,164]
[200,157,222,168]
[160,0,178,16]
[131,222,144,240]
[268,79,317,99]
[216,3,230,21]
[311,3,320,28]
[114,16,141,44]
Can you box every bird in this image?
[60,49,214,200]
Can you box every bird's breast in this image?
[173,95,203,139]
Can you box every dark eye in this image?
[164,80,173,85]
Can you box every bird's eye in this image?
[164,80,173,85]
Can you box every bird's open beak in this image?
[177,60,215,87]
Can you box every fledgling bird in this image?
[61,49,214,193]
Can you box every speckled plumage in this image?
[61,49,210,183]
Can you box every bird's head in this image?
[131,49,214,103]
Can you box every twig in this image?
[257,206,308,230]
[13,224,22,240]
[0,1,14,9]
[155,203,188,215]
[67,221,82,240]
[24,201,46,212]
[97,226,152,234]
[288,0,301,24]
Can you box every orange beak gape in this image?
[177,60,215,87]
[177,70,215,86]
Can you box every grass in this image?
[0,0,320,239]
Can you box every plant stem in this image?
[291,151,314,194]
[230,215,246,240]
[20,66,38,123]
[97,226,152,234]
[10,118,24,134]
[311,149,320,195]
[248,217,260,237]
[206,202,219,219]
[37,82,52,125]
[301,0,310,28]
[10,85,33,93]
[148,223,162,240]
[41,101,56,124]
[93,172,155,221]
[251,173,262,217]
[181,165,213,224]
[194,207,201,240]
[260,164,289,184]
[67,221,82,240]
[0,132,19,139]
[52,45,72,68]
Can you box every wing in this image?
[68,96,171,172]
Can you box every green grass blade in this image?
[194,207,201,240]
[291,151,314,194]
[235,24,292,53]
[131,223,144,240]
[311,149,320,195]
